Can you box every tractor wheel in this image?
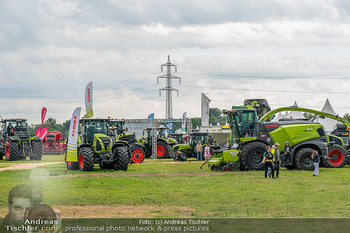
[113,146,129,171]
[6,140,20,161]
[130,144,145,163]
[223,164,230,172]
[294,148,314,170]
[156,140,171,159]
[323,144,347,168]
[78,147,94,171]
[30,140,43,161]
[239,141,266,170]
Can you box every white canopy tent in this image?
[317,99,338,133]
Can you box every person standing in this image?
[311,150,327,176]
[284,141,293,164]
[196,141,203,161]
[200,143,211,169]
[262,145,275,178]
[272,142,281,178]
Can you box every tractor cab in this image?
[109,120,137,144]
[189,132,210,147]
[108,120,125,138]
[80,119,109,144]
[143,127,169,140]
[3,119,29,138]
[169,133,187,144]
[224,108,259,140]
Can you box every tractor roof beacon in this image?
[65,118,131,171]
[0,119,42,161]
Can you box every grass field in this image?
[0,154,349,218]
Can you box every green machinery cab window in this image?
[229,110,258,138]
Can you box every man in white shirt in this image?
[200,143,211,169]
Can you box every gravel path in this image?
[0,162,63,172]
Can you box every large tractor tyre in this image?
[156,140,171,159]
[78,147,94,171]
[239,141,266,171]
[30,141,43,161]
[113,146,129,171]
[323,144,347,168]
[5,140,20,161]
[130,144,145,163]
[294,148,314,170]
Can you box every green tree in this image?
[44,118,57,131]
[191,117,201,129]
[209,108,227,126]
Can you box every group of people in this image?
[262,143,281,179]
[263,141,326,178]
[262,141,294,178]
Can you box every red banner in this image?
[41,107,47,125]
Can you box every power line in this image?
[178,72,350,80]
[182,85,350,95]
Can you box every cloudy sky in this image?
[1,0,350,124]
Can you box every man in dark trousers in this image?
[284,141,293,164]
[262,145,275,178]
[272,142,281,178]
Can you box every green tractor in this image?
[0,119,42,161]
[171,132,211,159]
[137,127,176,159]
[66,118,131,171]
[209,106,349,171]
[169,132,187,144]
[108,119,146,164]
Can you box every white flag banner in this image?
[182,112,186,132]
[66,107,81,162]
[85,82,93,118]
[201,93,211,126]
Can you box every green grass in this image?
[0,158,349,217]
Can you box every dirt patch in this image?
[58,205,195,218]
[0,205,195,218]
[50,173,225,178]
[0,162,62,172]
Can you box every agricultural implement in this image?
[0,119,42,161]
[209,106,350,171]
[42,131,66,154]
[66,118,131,171]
